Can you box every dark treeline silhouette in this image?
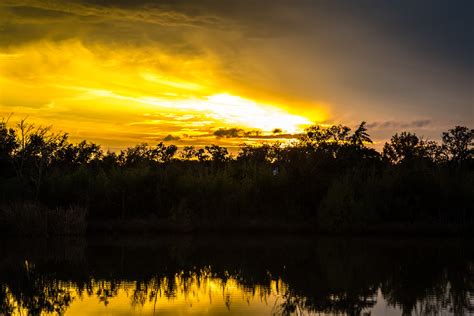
[0,119,473,235]
[0,236,472,315]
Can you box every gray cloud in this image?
[212,127,301,140]
[0,0,221,53]
[1,0,221,26]
[366,119,432,130]
[163,134,180,141]
[213,128,246,138]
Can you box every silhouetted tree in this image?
[382,132,439,164]
[54,139,102,167]
[205,144,229,162]
[195,148,209,162]
[238,143,271,163]
[117,143,152,166]
[155,142,177,163]
[302,124,351,147]
[180,146,197,160]
[442,126,474,162]
[0,119,18,175]
[349,121,372,146]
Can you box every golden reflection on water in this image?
[1,238,470,316]
[5,270,293,316]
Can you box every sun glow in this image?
[134,92,313,133]
[79,89,313,133]
[206,93,312,133]
[0,40,322,148]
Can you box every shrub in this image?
[0,203,87,236]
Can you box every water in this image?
[0,235,472,315]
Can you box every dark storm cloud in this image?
[2,0,471,69]
[212,127,301,140]
[366,119,432,130]
[213,128,246,138]
[352,0,473,70]
[163,134,180,141]
[1,0,226,29]
[0,0,222,50]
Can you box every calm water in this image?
[0,235,472,316]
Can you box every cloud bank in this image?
[1,0,471,149]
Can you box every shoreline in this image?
[86,219,473,236]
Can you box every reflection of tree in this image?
[129,272,258,311]
[95,280,119,306]
[0,285,15,315]
[273,289,377,316]
[0,238,472,315]
[6,262,74,315]
[382,262,474,316]
[447,262,474,315]
[1,269,472,316]
[273,290,306,315]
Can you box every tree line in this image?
[0,118,472,234]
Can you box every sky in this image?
[0,0,472,150]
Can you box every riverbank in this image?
[1,202,472,236]
[88,218,474,236]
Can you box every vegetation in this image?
[0,118,473,235]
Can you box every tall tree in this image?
[442,126,474,162]
[349,121,372,146]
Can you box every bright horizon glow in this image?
[83,88,315,133]
[206,94,312,133]
[0,40,322,149]
[136,92,313,133]
[63,85,317,133]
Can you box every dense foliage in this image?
[0,119,473,234]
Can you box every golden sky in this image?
[0,39,317,149]
[1,1,472,150]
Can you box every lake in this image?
[0,235,472,315]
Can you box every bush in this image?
[0,203,48,236]
[0,203,87,236]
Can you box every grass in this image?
[0,203,86,236]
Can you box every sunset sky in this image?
[0,0,472,150]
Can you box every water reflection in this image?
[0,236,472,315]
